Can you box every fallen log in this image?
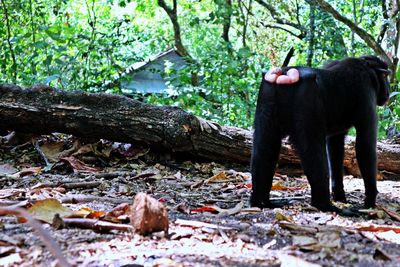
[0,84,399,178]
[0,84,251,163]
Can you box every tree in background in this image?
[309,0,400,79]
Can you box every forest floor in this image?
[0,134,400,267]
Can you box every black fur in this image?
[250,56,390,212]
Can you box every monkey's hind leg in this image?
[250,111,282,208]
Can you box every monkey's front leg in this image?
[327,133,346,203]
[355,122,378,208]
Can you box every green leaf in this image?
[33,41,48,49]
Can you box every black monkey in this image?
[250,56,390,212]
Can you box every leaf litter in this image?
[0,134,399,266]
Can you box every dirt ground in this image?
[0,136,399,266]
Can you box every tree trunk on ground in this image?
[0,84,399,178]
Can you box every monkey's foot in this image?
[250,195,291,209]
[339,207,362,217]
[249,196,270,209]
[332,191,347,203]
[312,202,361,217]
[364,198,376,209]
[312,202,341,213]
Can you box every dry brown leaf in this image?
[206,171,228,183]
[107,203,130,218]
[72,143,95,156]
[206,170,250,184]
[10,167,42,178]
[86,211,107,219]
[59,156,99,173]
[73,207,94,217]
[27,198,75,224]
[284,224,341,251]
[40,141,66,162]
[130,192,169,235]
[271,181,303,191]
[71,141,113,158]
[275,212,292,222]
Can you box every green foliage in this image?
[0,0,167,90]
[0,0,399,135]
[146,43,263,128]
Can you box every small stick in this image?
[94,172,136,179]
[62,218,133,232]
[175,219,233,230]
[32,181,101,190]
[33,140,51,166]
[61,194,132,205]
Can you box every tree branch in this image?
[308,0,391,64]
[377,0,389,45]
[259,22,305,39]
[388,0,400,17]
[254,0,302,29]
[157,0,189,57]
[221,0,232,42]
[157,0,173,14]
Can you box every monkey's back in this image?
[258,58,381,138]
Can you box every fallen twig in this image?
[175,219,233,230]
[131,172,157,180]
[216,201,244,217]
[0,207,70,267]
[32,181,101,190]
[94,171,136,180]
[60,194,132,205]
[355,224,400,233]
[379,206,400,222]
[279,221,400,234]
[62,218,134,232]
[0,200,21,206]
